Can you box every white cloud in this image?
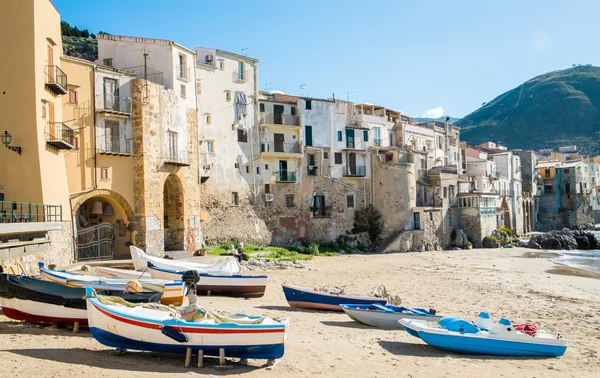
[532,31,552,52]
[422,107,445,119]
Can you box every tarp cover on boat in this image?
[131,246,242,274]
[0,274,160,309]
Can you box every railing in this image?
[416,196,443,207]
[176,64,191,81]
[429,166,458,175]
[123,65,164,85]
[98,137,132,155]
[312,206,331,218]
[374,138,382,147]
[76,222,114,261]
[343,165,366,177]
[275,172,297,183]
[307,166,318,176]
[233,70,248,83]
[44,65,68,95]
[261,142,301,154]
[45,122,74,149]
[259,113,300,126]
[0,201,62,223]
[163,149,191,166]
[97,94,132,114]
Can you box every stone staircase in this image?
[376,230,406,253]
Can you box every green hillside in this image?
[457,66,600,155]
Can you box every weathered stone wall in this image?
[459,208,498,247]
[131,80,201,256]
[0,222,74,273]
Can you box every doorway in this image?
[274,133,285,152]
[274,104,284,124]
[163,174,184,251]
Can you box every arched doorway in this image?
[163,174,184,251]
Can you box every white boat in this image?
[94,266,152,279]
[85,288,289,360]
[130,246,241,274]
[146,263,268,298]
[340,304,443,328]
[399,315,568,357]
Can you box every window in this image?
[363,130,368,142]
[265,164,269,170]
[544,184,554,195]
[246,166,250,174]
[41,104,46,119]
[307,154,317,176]
[73,136,79,150]
[167,131,178,160]
[68,89,78,104]
[100,167,109,180]
[206,114,212,124]
[564,169,570,174]
[226,90,231,101]
[256,166,260,174]
[414,212,421,230]
[102,58,113,67]
[286,195,295,207]
[312,195,328,217]
[324,152,329,159]
[231,192,239,206]
[238,61,244,80]
[337,131,343,141]
[443,187,448,198]
[219,61,225,70]
[334,152,342,164]
[180,84,186,98]
[260,103,265,112]
[545,168,550,178]
[265,184,272,194]
[206,140,214,153]
[105,120,120,152]
[197,80,202,95]
[237,129,248,143]
[346,194,355,208]
[178,54,187,79]
[305,125,313,146]
[291,106,296,116]
[305,100,312,110]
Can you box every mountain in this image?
[457,66,600,155]
[62,36,98,61]
[414,116,460,124]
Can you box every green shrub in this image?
[495,227,513,238]
[482,236,502,248]
[306,242,320,255]
[466,241,473,249]
[352,206,383,243]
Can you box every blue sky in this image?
[54,0,600,118]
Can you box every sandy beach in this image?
[1,247,599,378]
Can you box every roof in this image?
[216,49,258,63]
[536,159,584,169]
[61,55,136,76]
[97,33,196,56]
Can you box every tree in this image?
[81,29,89,38]
[352,206,383,243]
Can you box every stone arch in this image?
[163,174,185,251]
[72,189,134,219]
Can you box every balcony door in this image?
[105,120,120,152]
[279,160,288,181]
[348,152,357,174]
[104,78,119,111]
[274,133,284,152]
[345,129,355,149]
[47,44,54,81]
[274,105,284,125]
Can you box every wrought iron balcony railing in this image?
[163,149,191,166]
[0,201,62,223]
[44,65,68,95]
[259,113,300,126]
[98,137,132,156]
[343,165,366,177]
[176,64,191,81]
[261,142,302,154]
[275,172,297,183]
[45,122,74,150]
[311,206,331,218]
[97,94,132,115]
[374,138,382,147]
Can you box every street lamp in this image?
[1,131,22,155]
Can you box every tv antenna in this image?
[264,83,274,92]
[347,91,355,102]
[241,47,248,56]
[143,48,150,101]
[299,84,306,96]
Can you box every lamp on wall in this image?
[1,131,22,155]
[103,203,114,216]
[91,200,104,215]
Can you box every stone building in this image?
[513,150,538,233]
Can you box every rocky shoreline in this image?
[521,228,600,250]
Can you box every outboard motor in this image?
[181,270,200,304]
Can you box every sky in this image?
[53,0,600,118]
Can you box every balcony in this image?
[275,172,297,183]
[96,95,131,116]
[200,163,212,182]
[98,137,132,156]
[343,165,366,177]
[233,70,248,83]
[307,166,318,176]
[259,113,301,128]
[45,122,74,150]
[1,201,62,223]
[176,64,191,81]
[260,142,302,158]
[312,206,331,218]
[374,138,382,147]
[346,119,368,130]
[163,149,190,166]
[44,65,68,95]
[417,196,443,207]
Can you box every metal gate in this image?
[76,222,114,261]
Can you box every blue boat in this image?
[282,283,387,311]
[400,315,568,357]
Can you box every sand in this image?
[1,247,599,378]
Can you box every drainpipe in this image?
[250,62,258,197]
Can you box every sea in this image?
[550,231,600,273]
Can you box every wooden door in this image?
[47,45,54,81]
[274,105,284,124]
[274,133,284,152]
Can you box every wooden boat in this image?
[400,316,568,357]
[130,246,241,274]
[340,304,443,328]
[95,266,152,279]
[0,274,160,325]
[146,262,268,298]
[86,288,289,360]
[39,264,186,306]
[282,283,387,311]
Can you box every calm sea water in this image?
[550,231,600,273]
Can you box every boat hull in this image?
[147,264,267,298]
[86,294,287,359]
[341,305,442,328]
[282,284,387,311]
[400,319,568,357]
[0,297,88,325]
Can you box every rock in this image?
[452,229,469,248]
[527,239,542,249]
[482,237,500,248]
